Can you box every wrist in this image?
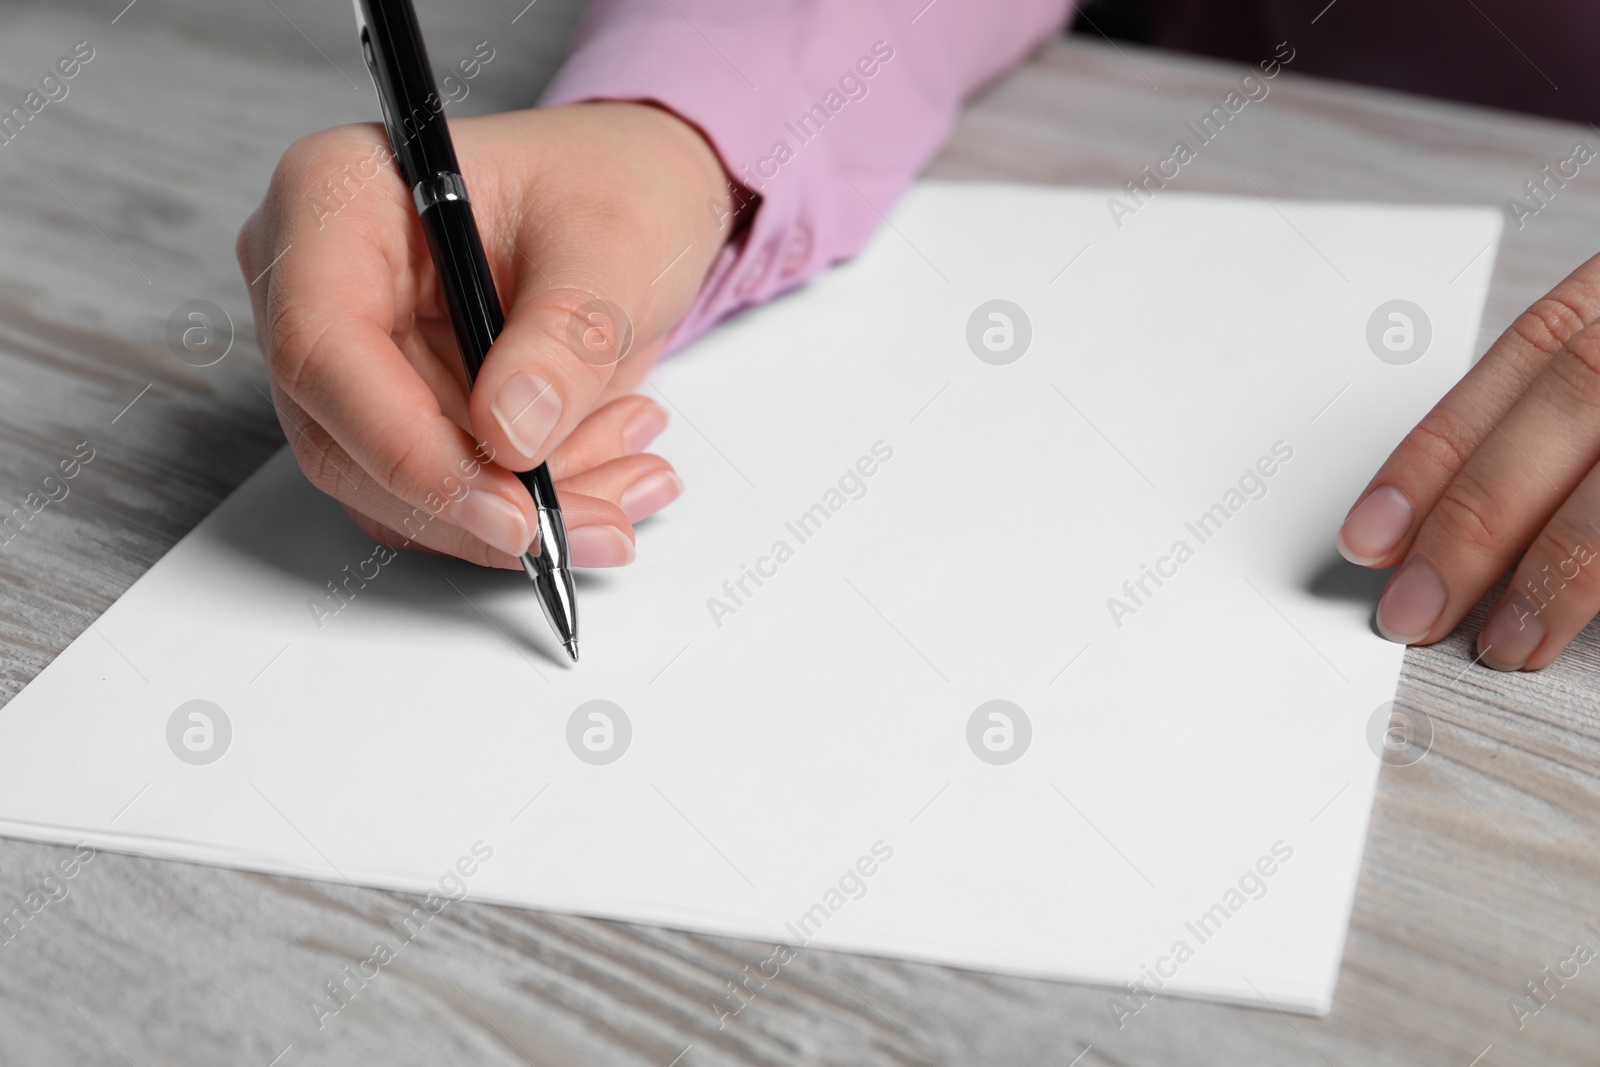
[623,101,752,252]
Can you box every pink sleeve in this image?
[539,0,1073,351]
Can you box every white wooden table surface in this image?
[2,1,1598,1063]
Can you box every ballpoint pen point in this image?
[565,639,579,663]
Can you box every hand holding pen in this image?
[235,8,732,655]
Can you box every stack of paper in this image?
[0,183,1499,1014]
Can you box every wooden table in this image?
[3,2,1598,1063]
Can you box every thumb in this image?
[468,276,643,472]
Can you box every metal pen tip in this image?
[565,639,579,663]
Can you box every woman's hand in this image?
[1338,253,1600,670]
[236,103,733,568]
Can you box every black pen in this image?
[353,0,579,662]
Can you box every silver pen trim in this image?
[413,171,469,214]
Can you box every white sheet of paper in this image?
[0,183,1499,1015]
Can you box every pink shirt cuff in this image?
[540,0,1072,352]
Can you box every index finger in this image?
[1336,254,1600,570]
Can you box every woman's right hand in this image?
[236,102,735,568]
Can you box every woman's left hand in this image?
[1338,252,1600,670]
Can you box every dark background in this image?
[1071,0,1586,124]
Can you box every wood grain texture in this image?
[2,2,1599,1064]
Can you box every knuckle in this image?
[290,429,349,501]
[267,125,394,230]
[533,284,632,378]
[341,504,389,542]
[1549,325,1600,401]
[275,127,367,184]
[1429,473,1513,557]
[361,516,411,554]
[265,302,334,402]
[1405,410,1477,481]
[275,132,324,177]
[455,533,499,569]
[1510,293,1591,359]
[1525,520,1600,595]
[374,434,424,496]
[373,527,411,554]
[234,211,258,273]
[554,324,620,388]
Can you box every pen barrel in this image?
[419,197,562,519]
[418,196,503,382]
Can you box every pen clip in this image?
[352,1,408,172]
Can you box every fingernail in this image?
[453,490,531,557]
[567,524,635,567]
[491,373,562,461]
[622,404,668,453]
[1376,555,1448,644]
[1478,594,1545,671]
[1338,485,1412,565]
[620,470,682,522]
